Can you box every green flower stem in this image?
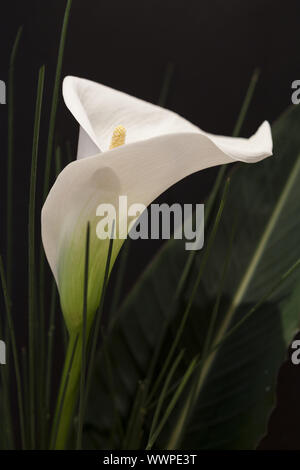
[28,65,45,449]
[40,2,73,442]
[7,26,23,295]
[51,330,83,449]
[42,0,73,200]
[53,226,114,450]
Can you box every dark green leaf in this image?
[85,104,300,450]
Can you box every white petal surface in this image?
[77,126,101,159]
[63,76,200,158]
[43,76,273,329]
[63,76,272,162]
[42,129,272,289]
[204,121,273,163]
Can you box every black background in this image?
[0,0,300,449]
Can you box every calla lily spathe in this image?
[41,76,273,332]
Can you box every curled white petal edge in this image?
[42,125,273,286]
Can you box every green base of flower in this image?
[51,332,82,449]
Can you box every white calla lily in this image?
[41,75,273,332]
